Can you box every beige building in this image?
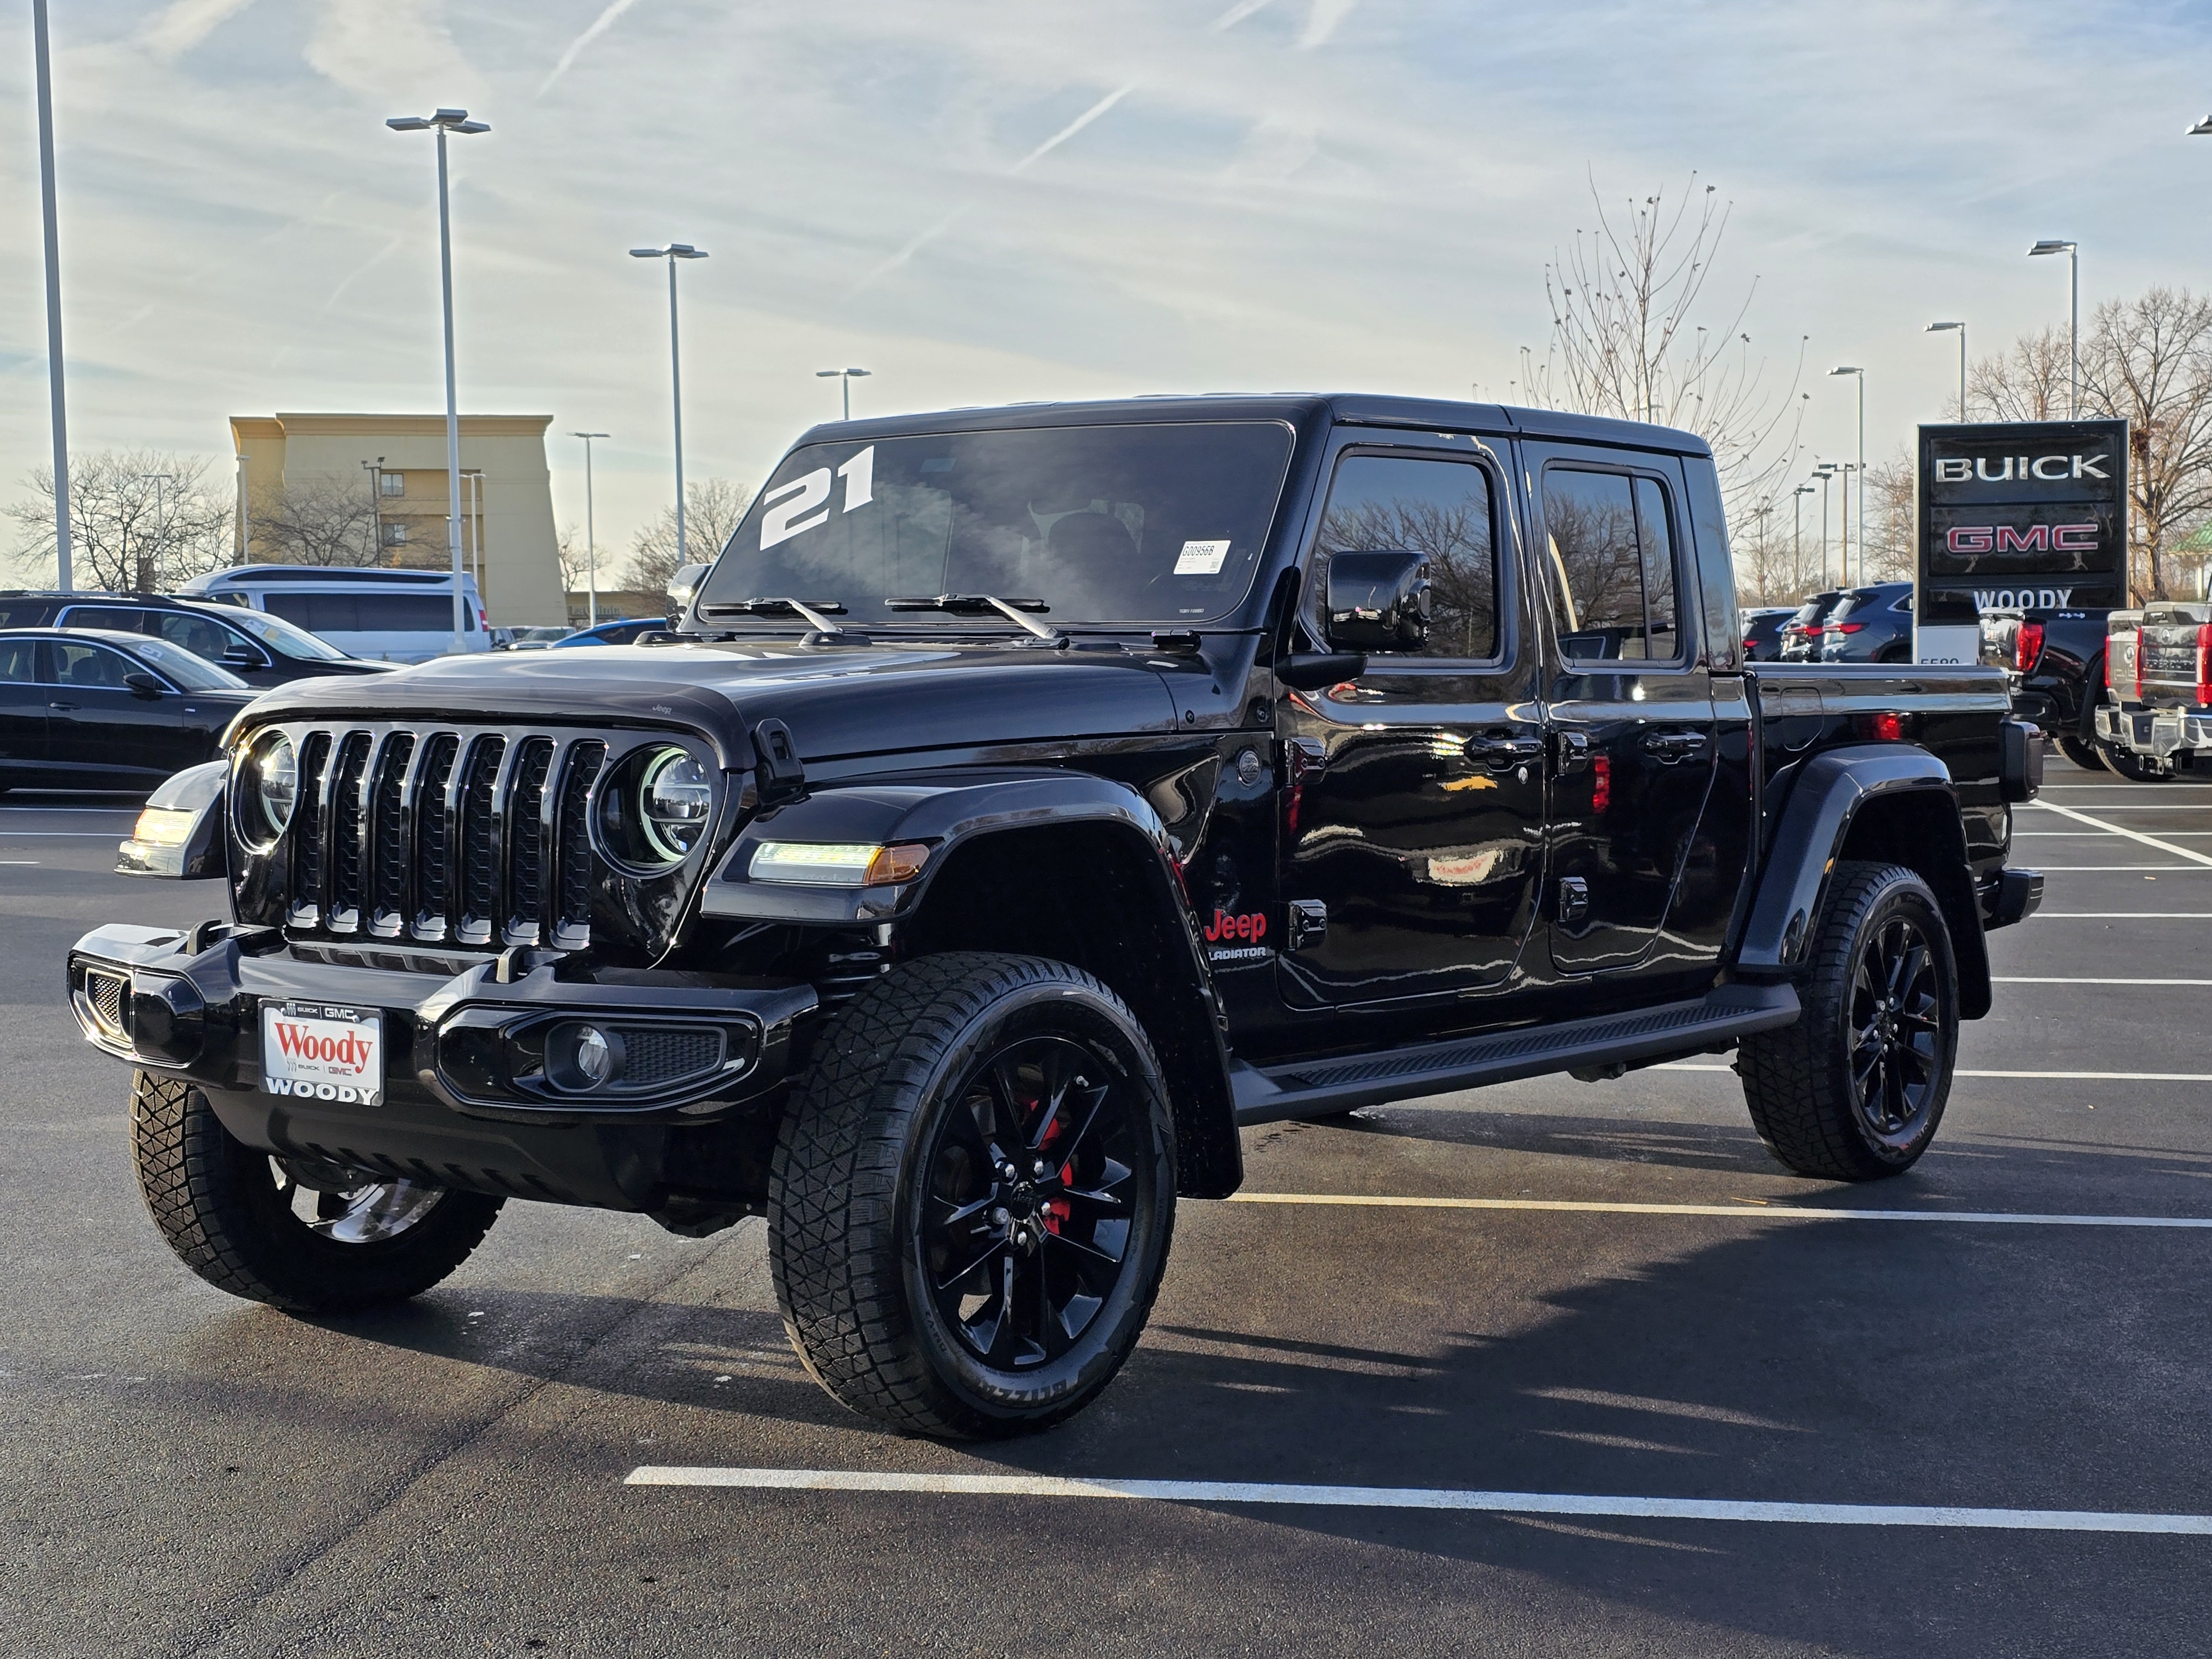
[229,413,567,625]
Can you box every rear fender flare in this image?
[1736,745,1992,1018]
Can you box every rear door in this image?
[0,637,47,776]
[1276,436,1547,1008]
[1524,450,1720,977]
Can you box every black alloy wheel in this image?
[1738,860,1958,1181]
[2056,732,2105,773]
[916,1035,1139,1372]
[1845,913,1945,1152]
[769,952,1177,1439]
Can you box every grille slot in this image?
[456,735,508,946]
[325,733,373,933]
[411,733,460,940]
[554,742,606,947]
[289,732,333,924]
[368,733,416,937]
[505,738,555,946]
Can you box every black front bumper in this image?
[67,922,816,1213]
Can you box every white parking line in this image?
[0,832,123,838]
[1994,975,2212,985]
[1222,1192,2212,1228]
[2038,911,2212,917]
[620,1467,2212,1534]
[2022,865,2208,872]
[1661,1063,2212,1081]
[2025,800,2212,866]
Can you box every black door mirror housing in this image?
[1323,550,1431,653]
[123,672,164,700]
[220,644,269,671]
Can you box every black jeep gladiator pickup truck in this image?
[69,395,2044,1438]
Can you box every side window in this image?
[59,606,147,633]
[1541,467,1681,662]
[46,641,134,689]
[154,611,236,662]
[1314,453,1498,660]
[0,639,35,682]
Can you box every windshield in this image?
[219,606,353,661]
[697,421,1295,629]
[129,637,249,691]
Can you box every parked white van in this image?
[178,566,489,664]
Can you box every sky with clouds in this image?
[4,0,2212,576]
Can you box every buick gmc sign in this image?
[1914,419,2128,662]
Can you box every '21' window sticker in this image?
[760,446,874,549]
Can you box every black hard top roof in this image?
[792,393,1714,458]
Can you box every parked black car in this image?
[71,393,2042,1440]
[1739,606,1796,661]
[549,615,671,648]
[1778,590,1840,661]
[1982,606,2122,773]
[1,628,259,792]
[1818,582,1914,663]
[0,592,394,688]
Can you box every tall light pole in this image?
[387,108,489,653]
[1830,366,1866,585]
[571,431,609,626]
[1792,482,1815,593]
[1927,321,1966,421]
[236,453,251,564]
[361,456,385,562]
[2028,239,2079,418]
[815,367,872,420]
[631,243,708,566]
[33,0,71,589]
[137,473,173,593]
[1814,464,1838,589]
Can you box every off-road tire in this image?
[768,952,1177,1439]
[130,1070,503,1312]
[2056,732,2105,773]
[1738,862,1958,1181]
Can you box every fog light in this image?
[574,1024,612,1084]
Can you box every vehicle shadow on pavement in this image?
[1327,1102,1780,1173]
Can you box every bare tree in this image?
[252,476,384,567]
[1967,326,2072,423]
[2081,288,2212,601]
[1528,173,1810,516]
[1858,446,1917,585]
[1731,497,1794,606]
[624,478,750,595]
[9,450,232,591]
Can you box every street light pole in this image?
[137,473,173,593]
[1815,465,1837,589]
[631,244,708,566]
[571,431,609,626]
[388,109,490,653]
[236,453,250,564]
[815,367,872,420]
[1793,483,1814,593]
[1927,322,1966,420]
[2029,240,2079,418]
[33,0,71,590]
[1830,367,1866,585]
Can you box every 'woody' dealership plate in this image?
[260,1002,383,1107]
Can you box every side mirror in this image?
[123,672,164,700]
[220,644,269,671]
[667,562,711,612]
[1323,550,1431,653]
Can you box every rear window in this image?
[60,604,148,632]
[0,601,60,628]
[264,593,467,633]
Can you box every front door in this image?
[1277,440,1547,1009]
[40,639,176,787]
[1525,451,1719,977]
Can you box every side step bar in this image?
[1229,982,1801,1126]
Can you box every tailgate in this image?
[2137,603,2210,708]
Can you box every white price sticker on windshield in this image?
[1174,539,1231,575]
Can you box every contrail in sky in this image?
[539,0,645,96]
[854,84,1135,290]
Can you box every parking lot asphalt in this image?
[6,759,2211,1658]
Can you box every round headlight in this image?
[640,748,712,863]
[241,731,297,846]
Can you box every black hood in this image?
[226,639,1188,768]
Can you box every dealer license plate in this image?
[260,1002,384,1107]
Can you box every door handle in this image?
[1640,728,1707,762]
[48,701,77,711]
[1465,732,1543,771]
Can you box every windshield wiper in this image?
[884,594,1064,644]
[700,597,849,636]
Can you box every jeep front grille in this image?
[283,727,612,951]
